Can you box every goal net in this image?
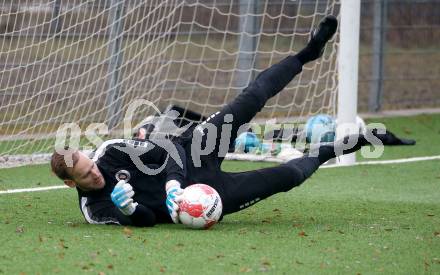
[0,0,340,166]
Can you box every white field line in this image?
[322,155,440,168]
[1,155,439,195]
[0,185,68,194]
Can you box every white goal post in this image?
[0,0,359,166]
[337,0,360,165]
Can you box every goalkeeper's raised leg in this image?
[195,15,338,161]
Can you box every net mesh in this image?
[0,0,340,157]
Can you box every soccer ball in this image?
[304,114,336,143]
[178,184,223,229]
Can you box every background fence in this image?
[359,0,440,112]
[0,0,438,118]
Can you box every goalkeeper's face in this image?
[67,152,105,191]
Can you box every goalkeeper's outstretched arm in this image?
[80,192,157,227]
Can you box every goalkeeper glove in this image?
[165,180,184,224]
[111,180,138,215]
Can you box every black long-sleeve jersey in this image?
[78,134,230,227]
[78,138,189,226]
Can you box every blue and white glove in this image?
[111,180,138,215]
[165,180,184,224]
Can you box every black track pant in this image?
[193,55,363,215]
[221,139,365,214]
[221,150,332,215]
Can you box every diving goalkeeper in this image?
[51,16,384,227]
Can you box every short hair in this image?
[51,147,79,180]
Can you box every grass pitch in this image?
[0,114,440,274]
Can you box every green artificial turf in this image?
[0,160,439,274]
[0,164,60,190]
[0,114,439,274]
[358,114,440,161]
